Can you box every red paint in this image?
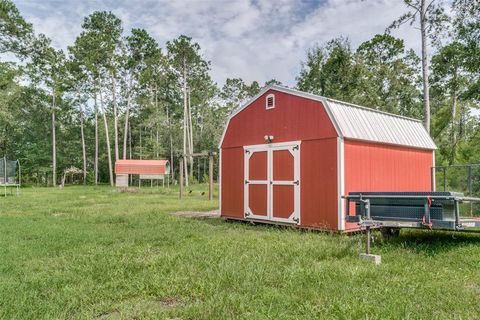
[300,138,338,229]
[249,185,268,216]
[220,148,244,219]
[344,140,433,231]
[272,149,295,219]
[221,89,339,229]
[221,89,337,148]
[273,150,294,181]
[273,185,294,219]
[115,160,169,175]
[249,151,267,180]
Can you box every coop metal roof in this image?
[221,85,436,150]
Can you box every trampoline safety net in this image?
[0,158,20,186]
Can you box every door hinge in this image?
[245,212,250,217]
[293,217,299,223]
[245,180,249,184]
[293,180,299,186]
[245,150,250,154]
[292,145,299,151]
[270,181,273,185]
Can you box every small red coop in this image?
[219,85,436,232]
[115,160,170,187]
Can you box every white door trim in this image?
[244,141,301,225]
[244,148,270,221]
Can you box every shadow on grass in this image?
[375,229,480,256]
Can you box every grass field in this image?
[1,185,480,319]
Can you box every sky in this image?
[14,0,418,87]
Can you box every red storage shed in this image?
[219,85,436,232]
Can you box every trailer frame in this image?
[344,192,480,232]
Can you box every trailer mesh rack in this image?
[345,192,480,231]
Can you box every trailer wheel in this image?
[380,227,400,239]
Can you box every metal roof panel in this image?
[325,99,436,150]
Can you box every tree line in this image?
[0,0,478,187]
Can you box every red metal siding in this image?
[273,150,294,181]
[220,147,244,219]
[344,139,433,230]
[271,149,296,220]
[272,185,294,219]
[221,89,337,148]
[301,138,338,229]
[221,89,338,227]
[220,89,435,232]
[249,151,267,180]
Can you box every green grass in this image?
[1,185,480,319]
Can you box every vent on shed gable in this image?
[266,94,275,109]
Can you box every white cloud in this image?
[14,0,420,87]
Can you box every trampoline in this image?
[0,157,21,196]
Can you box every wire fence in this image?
[432,164,480,215]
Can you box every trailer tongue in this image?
[345,192,480,232]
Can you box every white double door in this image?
[243,141,300,224]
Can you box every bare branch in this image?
[405,1,421,13]
[406,3,420,13]
[387,12,416,32]
[425,0,437,13]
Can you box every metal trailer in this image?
[345,192,480,232]
[344,192,480,262]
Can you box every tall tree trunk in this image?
[155,84,159,158]
[449,90,458,165]
[129,121,132,185]
[183,59,189,187]
[140,126,142,160]
[100,88,114,186]
[122,76,133,160]
[94,91,99,185]
[80,105,87,184]
[129,122,132,159]
[51,90,56,187]
[166,104,174,180]
[111,73,119,161]
[188,87,194,176]
[420,0,430,133]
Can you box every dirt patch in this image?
[159,297,183,307]
[171,210,220,218]
[117,187,140,193]
[96,309,120,319]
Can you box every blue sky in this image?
[14,0,416,87]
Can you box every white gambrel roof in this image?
[220,85,437,150]
[326,99,437,150]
